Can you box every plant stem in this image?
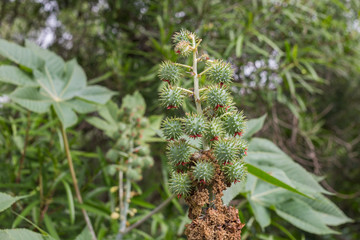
[192,35,208,150]
[17,110,31,183]
[117,139,134,240]
[60,125,97,240]
[121,194,176,235]
[178,87,194,95]
[174,62,193,69]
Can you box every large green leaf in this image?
[0,39,44,70]
[247,138,329,195]
[0,66,36,86]
[243,114,267,139]
[0,192,24,213]
[0,229,53,240]
[10,87,52,113]
[25,40,65,76]
[74,228,92,240]
[0,40,115,128]
[274,198,339,235]
[247,163,311,198]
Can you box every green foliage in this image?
[0,39,115,128]
[223,116,352,235]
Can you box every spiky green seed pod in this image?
[130,156,144,168]
[173,29,199,44]
[142,156,154,168]
[184,114,206,139]
[136,145,150,156]
[204,85,231,110]
[237,139,248,159]
[127,167,142,181]
[223,111,246,137]
[204,118,224,142]
[192,161,215,183]
[169,172,193,198]
[206,60,233,85]
[160,86,184,109]
[223,161,247,183]
[167,139,191,165]
[158,61,182,85]
[213,138,239,165]
[175,40,193,56]
[162,117,183,140]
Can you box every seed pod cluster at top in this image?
[158,30,249,198]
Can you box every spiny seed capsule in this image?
[204,118,224,142]
[237,139,248,159]
[160,86,184,109]
[223,111,246,137]
[184,114,206,139]
[206,60,234,85]
[204,85,231,110]
[192,161,215,184]
[127,167,142,181]
[158,61,182,85]
[166,139,191,166]
[175,40,193,56]
[162,117,183,140]
[223,161,247,183]
[213,138,240,165]
[169,172,193,198]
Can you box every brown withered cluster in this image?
[184,151,245,240]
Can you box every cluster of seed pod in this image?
[104,96,154,182]
[158,29,248,199]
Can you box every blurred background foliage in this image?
[0,0,359,239]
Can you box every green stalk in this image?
[60,125,97,240]
[192,35,208,150]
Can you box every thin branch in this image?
[17,110,31,183]
[178,87,193,95]
[199,65,214,76]
[174,63,193,69]
[121,194,176,235]
[60,125,97,240]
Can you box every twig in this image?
[174,63,193,69]
[17,111,31,183]
[60,125,97,240]
[121,194,176,235]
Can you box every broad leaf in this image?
[74,228,92,240]
[0,229,53,240]
[247,163,312,198]
[274,198,339,235]
[0,66,36,86]
[0,192,25,213]
[10,87,52,113]
[0,39,44,70]
[243,114,267,139]
[0,40,116,128]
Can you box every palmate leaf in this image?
[0,66,36,86]
[0,39,116,128]
[222,137,351,234]
[0,39,44,70]
[0,192,26,213]
[0,229,54,240]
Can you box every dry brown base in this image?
[184,151,245,240]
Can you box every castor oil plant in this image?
[159,30,247,240]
